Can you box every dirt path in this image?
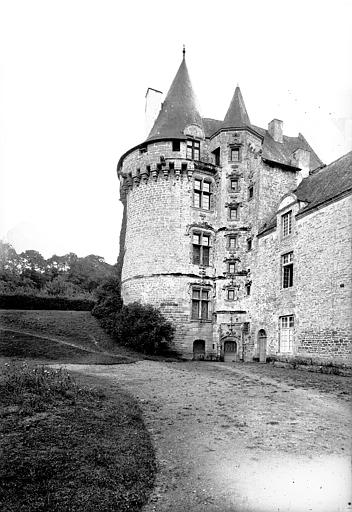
[64,361,352,512]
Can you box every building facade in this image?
[117,53,352,364]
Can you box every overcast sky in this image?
[0,0,351,264]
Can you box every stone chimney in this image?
[268,119,283,143]
[292,148,311,184]
[145,87,163,137]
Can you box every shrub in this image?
[111,302,175,355]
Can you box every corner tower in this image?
[117,52,217,357]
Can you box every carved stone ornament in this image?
[183,124,205,139]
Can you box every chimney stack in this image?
[292,148,311,184]
[145,88,163,137]
[268,119,283,143]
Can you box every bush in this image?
[0,294,95,311]
[92,277,175,356]
[111,302,175,355]
[115,302,175,354]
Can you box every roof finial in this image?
[183,44,185,58]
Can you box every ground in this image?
[61,360,352,512]
[1,310,351,511]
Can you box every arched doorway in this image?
[193,339,205,360]
[258,329,267,363]
[223,338,238,362]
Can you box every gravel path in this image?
[66,361,352,512]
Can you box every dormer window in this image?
[187,139,200,160]
[281,211,292,237]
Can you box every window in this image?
[192,288,210,320]
[282,252,293,288]
[139,147,147,155]
[247,238,252,251]
[193,179,211,210]
[230,147,240,162]
[229,206,238,220]
[187,139,200,160]
[281,211,292,237]
[212,147,220,166]
[228,262,236,274]
[246,283,251,295]
[192,233,210,266]
[172,140,180,152]
[280,315,294,352]
[228,236,237,250]
[230,178,239,192]
[248,185,254,200]
[227,289,235,300]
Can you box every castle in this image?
[117,51,352,364]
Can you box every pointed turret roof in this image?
[147,53,203,140]
[222,86,250,129]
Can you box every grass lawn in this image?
[0,309,123,352]
[0,329,132,365]
[0,362,156,512]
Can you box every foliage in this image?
[91,275,122,330]
[0,241,114,300]
[0,362,156,511]
[92,276,175,355]
[0,294,95,311]
[111,302,175,355]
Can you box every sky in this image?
[0,0,351,264]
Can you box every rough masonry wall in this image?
[296,196,352,362]
[258,164,297,229]
[122,275,214,358]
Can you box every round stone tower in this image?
[117,52,263,359]
[117,52,218,357]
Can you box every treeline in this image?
[0,241,115,300]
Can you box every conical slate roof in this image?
[147,55,203,140]
[222,86,250,129]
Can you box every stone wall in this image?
[122,274,215,359]
[296,195,352,362]
[252,195,352,363]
